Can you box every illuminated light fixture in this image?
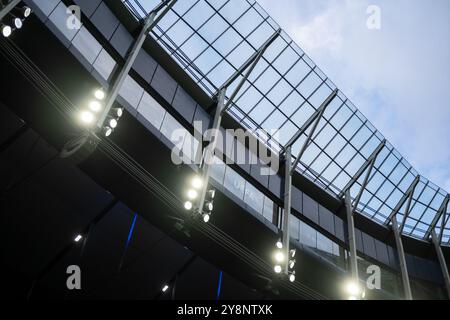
[184,201,193,211]
[80,110,95,124]
[191,176,203,189]
[276,240,283,249]
[102,126,113,137]
[74,234,83,242]
[1,24,12,38]
[112,108,123,118]
[89,100,102,113]
[94,89,106,100]
[202,213,210,223]
[187,189,198,200]
[162,285,169,292]
[346,281,361,297]
[289,249,296,258]
[20,6,32,18]
[205,201,213,212]
[289,273,296,283]
[289,260,295,269]
[274,251,285,263]
[12,16,23,29]
[348,296,357,301]
[109,118,118,129]
[274,265,282,274]
[206,189,215,200]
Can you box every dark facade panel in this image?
[132,49,158,84]
[361,232,377,259]
[110,24,133,57]
[74,0,102,18]
[334,216,345,243]
[374,238,390,265]
[319,205,335,235]
[268,174,282,199]
[291,186,302,214]
[27,0,59,20]
[302,193,319,224]
[192,106,210,135]
[250,164,269,188]
[405,254,417,277]
[151,66,178,105]
[355,229,364,252]
[387,245,399,270]
[172,86,197,123]
[90,1,119,40]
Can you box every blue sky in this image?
[258,0,450,192]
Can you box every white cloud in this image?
[258,0,450,192]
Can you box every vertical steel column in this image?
[282,146,292,274]
[196,88,226,214]
[96,0,177,128]
[0,0,21,20]
[344,190,359,283]
[431,231,450,298]
[391,215,413,300]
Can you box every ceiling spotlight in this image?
[184,201,193,211]
[289,260,295,269]
[206,189,215,199]
[187,189,198,200]
[289,273,296,283]
[12,17,23,29]
[274,265,282,274]
[102,126,113,137]
[94,89,106,100]
[205,201,213,212]
[202,213,210,223]
[22,7,32,18]
[112,108,123,118]
[89,100,102,112]
[276,240,283,249]
[346,281,360,297]
[191,176,203,189]
[109,118,118,129]
[74,234,83,242]
[162,285,169,292]
[1,24,12,38]
[80,110,95,124]
[275,251,285,263]
[290,249,296,258]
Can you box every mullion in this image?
[247,71,326,145]
[359,148,400,212]
[410,185,441,235]
[359,149,401,211]
[402,180,428,234]
[312,118,369,190]
[368,166,413,221]
[311,108,359,187]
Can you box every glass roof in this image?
[121,0,450,244]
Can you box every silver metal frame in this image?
[345,189,359,284]
[195,30,280,215]
[386,177,420,300]
[424,195,449,240]
[385,175,420,225]
[96,0,177,129]
[284,89,338,151]
[392,215,413,300]
[0,0,21,21]
[339,139,386,199]
[431,230,450,298]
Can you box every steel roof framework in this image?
[120,0,450,245]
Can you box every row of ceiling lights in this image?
[79,88,123,137]
[1,3,31,38]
